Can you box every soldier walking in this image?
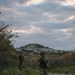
[18,51,24,71]
[38,51,48,75]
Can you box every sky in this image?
[0,0,75,50]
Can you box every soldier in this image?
[38,51,48,75]
[18,51,24,71]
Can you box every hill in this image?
[21,43,45,48]
[16,43,69,56]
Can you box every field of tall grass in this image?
[0,67,39,75]
[0,66,75,75]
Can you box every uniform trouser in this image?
[40,68,48,75]
[19,61,23,71]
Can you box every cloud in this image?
[61,0,75,6]
[25,0,45,6]
[11,25,43,34]
[0,0,75,50]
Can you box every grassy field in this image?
[0,67,39,75]
[0,66,75,75]
[0,55,75,75]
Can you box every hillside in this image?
[20,43,46,48]
[16,43,69,56]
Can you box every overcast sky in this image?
[0,0,75,50]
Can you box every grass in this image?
[0,66,75,75]
[0,67,39,75]
[49,66,75,73]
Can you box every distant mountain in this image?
[16,43,69,56]
[16,43,51,54]
[20,43,46,49]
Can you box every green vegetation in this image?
[0,67,39,75]
[0,66,75,75]
[49,66,75,73]
[0,12,18,70]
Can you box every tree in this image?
[0,13,18,69]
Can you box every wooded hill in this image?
[16,43,70,56]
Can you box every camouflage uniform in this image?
[39,52,48,75]
[18,52,24,71]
